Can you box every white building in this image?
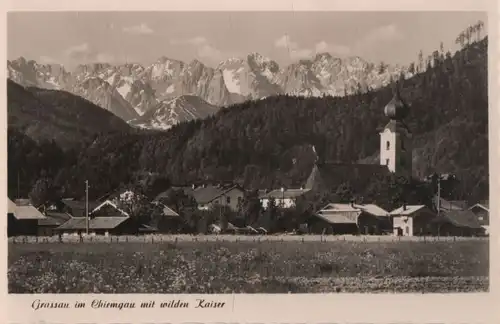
[379,88,413,178]
[259,188,310,210]
[390,204,435,236]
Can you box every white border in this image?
[1,1,499,323]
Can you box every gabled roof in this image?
[92,200,129,216]
[38,212,72,226]
[354,204,389,217]
[13,205,47,220]
[433,210,483,229]
[61,199,99,212]
[469,202,489,212]
[433,196,464,211]
[8,198,17,214]
[156,203,179,217]
[305,163,391,193]
[389,205,427,216]
[57,216,130,230]
[259,188,310,199]
[192,185,242,204]
[316,209,361,224]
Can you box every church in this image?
[304,87,413,193]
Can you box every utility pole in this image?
[437,174,441,217]
[436,174,441,237]
[17,171,20,199]
[85,180,89,235]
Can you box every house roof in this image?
[13,205,47,220]
[259,188,310,199]
[162,205,179,217]
[469,202,489,212]
[14,198,32,206]
[432,196,464,211]
[433,210,483,229]
[152,201,179,217]
[192,185,242,204]
[354,204,389,217]
[57,216,130,230]
[389,205,426,216]
[92,200,129,216]
[139,224,159,232]
[305,163,391,192]
[8,198,17,214]
[316,210,361,224]
[61,199,99,212]
[38,212,72,226]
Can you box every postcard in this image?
[1,0,498,323]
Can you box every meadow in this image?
[8,238,489,293]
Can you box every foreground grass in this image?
[8,240,489,293]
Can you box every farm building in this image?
[390,204,435,236]
[430,210,485,237]
[307,203,390,235]
[190,184,245,211]
[468,201,489,234]
[259,188,310,209]
[7,198,46,236]
[56,200,139,235]
[55,216,140,235]
[150,202,183,233]
[92,200,129,217]
[37,211,73,236]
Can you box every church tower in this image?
[379,87,413,178]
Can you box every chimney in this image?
[191,184,195,189]
[350,199,355,208]
[403,202,407,211]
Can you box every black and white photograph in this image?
[6,9,491,295]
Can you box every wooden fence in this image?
[8,234,489,244]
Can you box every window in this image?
[226,196,231,204]
[386,141,390,150]
[386,159,389,166]
[405,226,410,235]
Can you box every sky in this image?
[7,11,488,70]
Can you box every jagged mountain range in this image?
[7,53,409,129]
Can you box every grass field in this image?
[8,239,489,293]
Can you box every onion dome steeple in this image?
[384,85,409,120]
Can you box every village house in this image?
[468,200,489,234]
[307,202,390,235]
[150,202,183,233]
[37,211,73,236]
[259,188,310,209]
[56,199,139,235]
[7,198,46,236]
[390,204,436,236]
[186,184,245,211]
[431,209,485,237]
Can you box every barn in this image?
[7,198,46,236]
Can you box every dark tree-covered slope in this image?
[7,79,131,149]
[8,38,489,203]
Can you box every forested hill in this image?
[8,37,488,202]
[7,79,132,149]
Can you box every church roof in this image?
[305,162,391,192]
